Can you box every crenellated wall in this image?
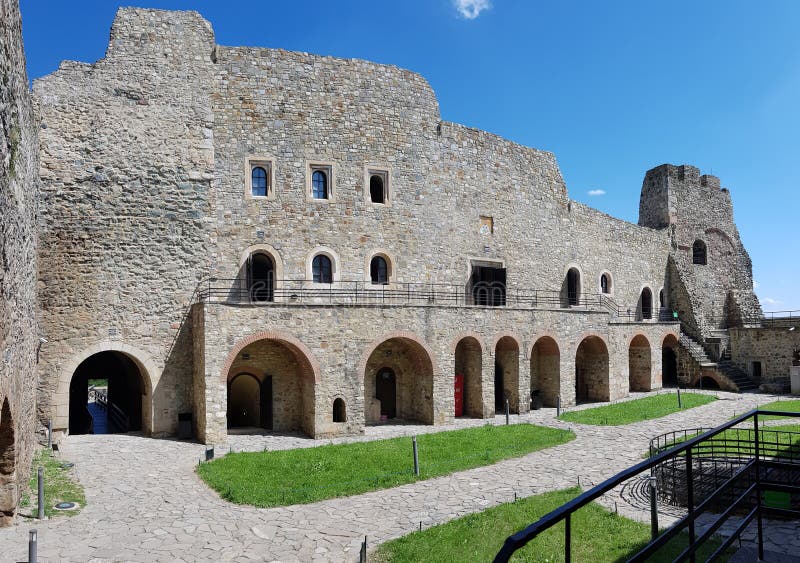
[0,0,39,525]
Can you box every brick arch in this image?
[219,330,321,384]
[571,332,609,357]
[662,331,680,347]
[628,333,653,392]
[528,331,561,358]
[491,332,522,350]
[54,340,159,435]
[357,331,437,377]
[627,332,652,348]
[451,331,485,353]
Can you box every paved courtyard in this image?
[0,390,797,562]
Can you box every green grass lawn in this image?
[87,378,107,387]
[198,424,574,507]
[559,393,716,426]
[754,399,800,421]
[373,487,729,562]
[19,448,84,518]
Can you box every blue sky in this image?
[19,0,800,311]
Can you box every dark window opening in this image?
[247,253,274,302]
[370,256,389,285]
[251,166,268,197]
[641,288,653,320]
[375,368,397,419]
[693,240,707,265]
[333,398,346,422]
[469,264,506,306]
[752,361,762,378]
[312,254,333,283]
[659,289,665,309]
[369,174,385,204]
[600,273,610,294]
[312,170,328,199]
[567,268,580,306]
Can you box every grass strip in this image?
[752,399,800,421]
[19,448,84,518]
[559,393,716,426]
[198,423,574,507]
[373,487,729,562]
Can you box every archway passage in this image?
[563,268,581,307]
[364,337,434,425]
[575,336,609,403]
[247,252,275,302]
[700,376,720,390]
[628,335,652,392]
[455,337,482,417]
[226,338,315,435]
[495,336,520,414]
[0,399,16,525]
[531,337,560,407]
[662,335,679,387]
[69,351,144,435]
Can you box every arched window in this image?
[251,166,268,197]
[312,170,328,199]
[247,252,274,302]
[333,398,346,422]
[693,240,707,265]
[370,174,385,204]
[659,289,665,309]
[312,255,333,283]
[567,268,580,306]
[370,256,389,285]
[641,287,653,320]
[600,273,611,294]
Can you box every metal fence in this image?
[494,409,800,562]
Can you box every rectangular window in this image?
[245,157,275,200]
[306,162,335,202]
[365,167,390,205]
[752,361,762,378]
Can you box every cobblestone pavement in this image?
[0,391,797,562]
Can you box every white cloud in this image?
[761,297,782,306]
[454,0,491,19]
[587,189,606,196]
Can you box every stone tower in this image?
[639,164,762,344]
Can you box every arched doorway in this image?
[225,338,315,435]
[564,268,581,307]
[662,334,679,387]
[227,373,271,429]
[531,337,560,407]
[247,252,275,302]
[700,376,720,389]
[0,399,16,526]
[69,351,145,435]
[640,288,653,320]
[454,337,482,418]
[575,336,609,403]
[629,335,652,392]
[495,336,520,414]
[364,336,434,425]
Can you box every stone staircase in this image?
[678,331,758,392]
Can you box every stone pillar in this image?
[482,345,496,417]
[517,344,531,415]
[560,351,577,407]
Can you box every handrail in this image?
[494,409,800,562]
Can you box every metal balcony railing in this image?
[494,409,800,563]
[194,278,677,322]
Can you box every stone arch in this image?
[360,332,435,425]
[305,246,341,283]
[454,336,483,418]
[561,264,583,307]
[0,398,16,525]
[494,335,520,414]
[575,335,609,403]
[661,333,680,387]
[450,332,485,353]
[223,333,319,436]
[530,336,560,407]
[55,341,158,435]
[638,286,654,320]
[628,334,652,392]
[237,243,285,302]
[365,249,396,286]
[332,397,347,423]
[227,372,261,428]
[599,270,613,296]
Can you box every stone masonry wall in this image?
[729,327,800,381]
[0,0,38,524]
[33,8,216,435]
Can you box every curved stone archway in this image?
[575,335,609,403]
[454,336,483,418]
[531,336,560,407]
[628,334,652,392]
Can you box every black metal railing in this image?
[494,409,800,562]
[195,278,676,323]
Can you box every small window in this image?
[312,170,328,199]
[333,398,346,422]
[659,289,665,309]
[600,273,611,294]
[312,255,333,283]
[752,361,762,378]
[370,256,389,285]
[370,174,385,204]
[251,166,268,197]
[693,240,707,265]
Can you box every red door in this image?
[454,373,465,417]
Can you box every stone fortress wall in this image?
[30,8,769,445]
[0,0,39,524]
